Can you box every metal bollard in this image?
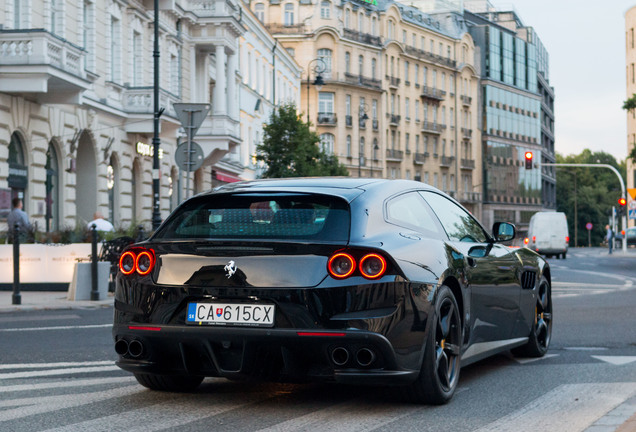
[12,223,21,305]
[137,225,145,242]
[90,224,99,301]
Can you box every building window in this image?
[255,3,264,22]
[110,15,122,83]
[415,100,420,122]
[320,133,335,154]
[372,99,378,119]
[317,48,332,75]
[405,98,410,120]
[320,1,330,19]
[8,132,28,210]
[318,92,335,114]
[50,0,64,36]
[347,135,352,157]
[358,55,364,76]
[358,12,364,32]
[371,16,377,35]
[371,58,377,80]
[284,3,294,26]
[132,31,143,86]
[405,61,409,82]
[345,9,350,28]
[345,52,350,74]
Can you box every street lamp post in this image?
[151,0,162,231]
[306,59,326,123]
[358,103,369,178]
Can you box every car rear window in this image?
[153,193,350,242]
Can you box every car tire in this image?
[406,285,462,405]
[512,276,552,358]
[134,373,204,392]
[561,252,567,259]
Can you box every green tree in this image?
[622,95,636,163]
[555,150,626,247]
[256,103,349,178]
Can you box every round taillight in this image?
[532,236,536,243]
[523,237,529,245]
[119,251,136,275]
[328,253,356,279]
[359,254,387,279]
[136,250,155,276]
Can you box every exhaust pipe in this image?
[331,347,350,366]
[128,340,144,358]
[114,339,129,356]
[356,348,376,367]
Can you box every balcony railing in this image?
[420,86,445,101]
[440,155,455,167]
[404,45,457,69]
[125,87,181,116]
[317,112,337,125]
[345,115,353,127]
[459,192,482,203]
[461,95,472,106]
[343,28,382,47]
[461,128,473,139]
[388,114,401,126]
[461,158,476,169]
[421,121,443,134]
[343,72,382,90]
[386,149,404,161]
[414,152,429,164]
[265,23,307,34]
[387,76,400,88]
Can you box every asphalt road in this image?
[0,247,634,431]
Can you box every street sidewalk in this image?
[0,289,113,313]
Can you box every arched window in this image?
[358,12,364,32]
[345,52,350,74]
[371,16,377,36]
[345,9,350,28]
[254,3,265,22]
[387,20,394,40]
[45,141,60,232]
[107,154,119,227]
[317,48,332,76]
[320,133,335,155]
[8,131,28,212]
[284,3,294,26]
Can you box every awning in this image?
[214,172,242,183]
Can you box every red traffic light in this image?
[618,197,627,206]
[524,151,533,170]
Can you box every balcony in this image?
[420,86,445,102]
[440,155,455,167]
[0,29,91,103]
[461,158,476,170]
[343,72,382,90]
[388,114,401,126]
[317,112,337,125]
[372,119,379,130]
[461,128,473,139]
[413,152,429,165]
[461,95,472,106]
[459,191,482,204]
[194,114,242,165]
[264,23,307,35]
[387,76,400,89]
[124,86,182,133]
[404,45,457,69]
[345,115,353,127]
[386,149,404,161]
[421,121,443,134]
[343,28,382,47]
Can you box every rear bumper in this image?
[113,324,420,385]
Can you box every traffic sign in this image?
[175,142,204,172]
[173,103,211,137]
[630,209,636,220]
[630,199,636,210]
[585,222,593,231]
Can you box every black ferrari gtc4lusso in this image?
[113,178,552,404]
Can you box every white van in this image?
[525,212,569,259]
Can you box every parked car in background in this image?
[524,212,569,259]
[113,178,552,405]
[616,227,636,247]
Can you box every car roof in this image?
[201,178,439,203]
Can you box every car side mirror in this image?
[492,222,515,242]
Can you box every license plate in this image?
[186,303,275,327]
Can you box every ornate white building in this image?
[0,0,301,233]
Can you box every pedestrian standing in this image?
[6,198,31,243]
[605,224,613,255]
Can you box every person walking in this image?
[6,198,31,243]
[606,224,613,255]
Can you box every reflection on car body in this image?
[113,178,552,404]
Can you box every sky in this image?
[499,0,635,161]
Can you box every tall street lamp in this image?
[151,0,163,231]
[306,59,326,123]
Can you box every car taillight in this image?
[328,250,389,280]
[532,236,536,243]
[119,248,156,276]
[565,236,569,243]
[524,237,529,245]
[119,251,136,275]
[359,254,387,279]
[328,253,356,279]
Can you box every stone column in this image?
[213,45,227,115]
[227,52,237,119]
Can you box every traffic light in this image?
[524,151,533,170]
[618,197,627,216]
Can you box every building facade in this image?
[462,2,550,233]
[627,5,636,227]
[0,0,300,233]
[253,0,483,216]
